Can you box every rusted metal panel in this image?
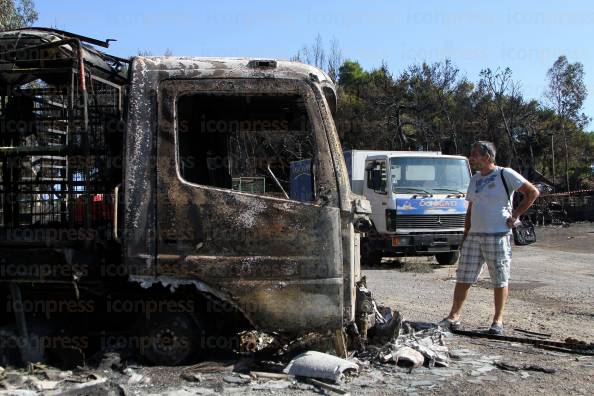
[123,58,158,275]
[124,57,360,334]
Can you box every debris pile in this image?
[0,363,118,395]
[4,310,583,394]
[357,322,451,369]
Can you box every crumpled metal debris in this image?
[368,306,403,345]
[238,330,276,353]
[390,346,424,368]
[0,363,119,395]
[283,351,359,383]
[401,329,450,367]
[356,321,451,369]
[124,368,148,385]
[355,277,376,343]
[352,277,405,352]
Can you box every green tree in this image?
[404,60,463,152]
[545,55,588,191]
[337,60,368,92]
[0,0,38,30]
[479,67,526,167]
[293,42,593,189]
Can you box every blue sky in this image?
[36,0,594,123]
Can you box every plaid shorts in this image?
[457,233,512,288]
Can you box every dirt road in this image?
[365,222,594,395]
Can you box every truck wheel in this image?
[141,313,201,366]
[435,251,460,266]
[362,251,382,267]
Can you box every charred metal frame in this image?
[157,78,342,333]
[0,29,127,250]
[0,28,367,341]
[124,58,362,334]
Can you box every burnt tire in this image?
[141,313,200,366]
[435,251,460,266]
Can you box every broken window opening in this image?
[366,161,387,193]
[177,93,315,201]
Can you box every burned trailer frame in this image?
[124,57,367,336]
[0,28,127,272]
[0,28,129,364]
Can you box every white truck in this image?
[291,150,472,266]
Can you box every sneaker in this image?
[488,322,504,335]
[437,318,461,330]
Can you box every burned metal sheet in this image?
[124,57,360,334]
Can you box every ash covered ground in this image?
[1,223,593,395]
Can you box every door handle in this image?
[113,184,121,243]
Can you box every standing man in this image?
[440,141,540,334]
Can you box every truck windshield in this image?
[390,157,470,195]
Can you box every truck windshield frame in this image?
[390,157,470,195]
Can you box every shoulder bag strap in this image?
[500,168,511,202]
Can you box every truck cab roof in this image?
[130,56,338,114]
[133,56,333,82]
[352,150,467,161]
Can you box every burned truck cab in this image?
[124,57,368,337]
[0,28,370,365]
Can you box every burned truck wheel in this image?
[141,313,200,366]
[435,251,460,266]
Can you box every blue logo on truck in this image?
[395,198,467,214]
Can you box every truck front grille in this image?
[394,214,465,229]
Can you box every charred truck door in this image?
[153,77,345,334]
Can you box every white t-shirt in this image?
[466,166,527,234]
